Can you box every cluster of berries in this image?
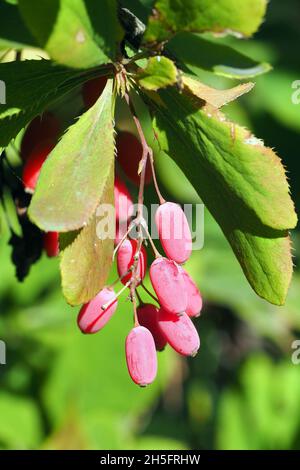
[20,77,203,387]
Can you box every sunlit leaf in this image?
[144,88,297,305]
[137,56,177,91]
[18,0,122,68]
[168,33,271,79]
[28,80,116,232]
[145,0,268,43]
[60,168,114,306]
[182,75,254,108]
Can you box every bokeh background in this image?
[0,0,300,450]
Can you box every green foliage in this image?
[217,356,300,450]
[28,80,115,232]
[144,0,268,43]
[168,33,271,79]
[0,0,36,50]
[145,88,296,305]
[0,59,88,151]
[18,0,122,68]
[0,233,177,450]
[60,170,114,306]
[182,75,254,108]
[0,0,300,451]
[137,56,177,91]
[0,0,294,307]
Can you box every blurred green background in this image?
[0,0,300,450]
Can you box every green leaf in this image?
[168,33,272,79]
[60,169,114,306]
[18,0,122,68]
[29,79,115,232]
[137,56,177,91]
[0,59,88,150]
[187,211,300,344]
[144,0,268,43]
[144,88,297,305]
[182,75,254,108]
[0,0,36,50]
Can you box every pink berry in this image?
[114,176,134,222]
[149,257,187,314]
[77,288,117,334]
[125,326,157,386]
[180,268,203,317]
[155,202,192,264]
[158,309,200,357]
[44,231,59,257]
[117,239,147,285]
[137,304,167,351]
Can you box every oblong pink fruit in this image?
[158,309,200,357]
[155,202,192,264]
[149,257,187,314]
[77,288,117,334]
[125,326,157,386]
[137,304,167,351]
[117,239,147,285]
[114,176,134,222]
[180,268,203,317]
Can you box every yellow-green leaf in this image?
[182,75,254,108]
[60,168,114,306]
[145,0,268,43]
[144,88,297,305]
[137,56,177,91]
[29,80,115,232]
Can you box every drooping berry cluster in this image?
[20,78,203,387]
[77,79,203,387]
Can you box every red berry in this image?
[158,309,200,357]
[117,132,152,186]
[149,257,187,315]
[180,268,203,317]
[22,141,55,192]
[125,326,157,386]
[114,176,134,222]
[21,112,60,162]
[77,288,117,334]
[137,304,167,351]
[117,239,147,285]
[82,76,107,109]
[155,202,192,264]
[44,232,59,258]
